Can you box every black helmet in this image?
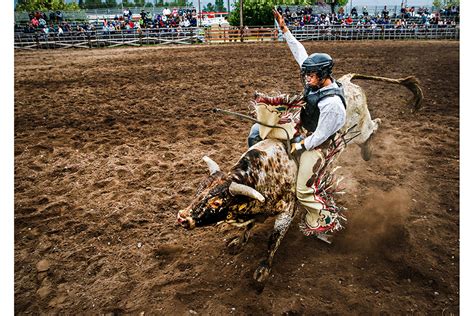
[301,53,334,79]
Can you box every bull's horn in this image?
[203,156,220,175]
[229,182,265,203]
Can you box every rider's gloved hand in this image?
[290,135,305,144]
[291,138,306,155]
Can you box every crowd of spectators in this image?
[275,4,459,30]
[17,3,460,36]
[18,7,200,36]
[21,10,67,34]
[100,7,198,33]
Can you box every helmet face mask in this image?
[300,53,334,89]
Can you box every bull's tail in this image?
[346,73,424,111]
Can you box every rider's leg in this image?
[296,149,339,241]
[247,123,262,148]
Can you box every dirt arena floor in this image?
[14,40,459,314]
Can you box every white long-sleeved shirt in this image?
[282,31,346,151]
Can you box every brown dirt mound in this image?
[14,40,459,314]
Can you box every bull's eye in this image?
[208,197,223,209]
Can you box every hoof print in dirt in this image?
[200,139,216,145]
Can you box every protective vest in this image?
[301,80,347,133]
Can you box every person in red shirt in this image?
[31,16,39,27]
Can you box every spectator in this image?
[146,11,152,25]
[351,7,357,17]
[362,6,368,17]
[183,17,190,27]
[43,25,49,36]
[163,7,171,17]
[382,6,389,19]
[277,5,283,15]
[31,16,39,28]
[39,17,46,28]
[56,11,63,23]
[49,11,56,23]
[123,7,130,20]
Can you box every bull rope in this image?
[213,108,294,158]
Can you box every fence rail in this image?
[291,24,459,41]
[14,24,459,50]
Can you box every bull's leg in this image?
[360,133,374,161]
[253,204,295,283]
[360,118,381,161]
[227,222,255,253]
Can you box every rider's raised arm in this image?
[273,9,308,67]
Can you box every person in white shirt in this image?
[162,7,171,16]
[247,9,347,239]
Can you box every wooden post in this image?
[240,0,244,42]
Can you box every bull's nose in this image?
[177,210,195,229]
[177,209,189,222]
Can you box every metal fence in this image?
[291,24,459,41]
[14,28,201,49]
[14,24,459,50]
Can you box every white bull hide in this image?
[255,73,423,161]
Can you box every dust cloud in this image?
[338,187,412,253]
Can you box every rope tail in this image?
[347,73,424,111]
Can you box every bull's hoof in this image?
[361,134,374,161]
[253,262,271,283]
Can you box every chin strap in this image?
[305,76,335,94]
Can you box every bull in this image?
[177,74,423,284]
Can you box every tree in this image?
[16,0,80,11]
[122,0,134,8]
[228,0,274,26]
[205,3,215,12]
[215,0,226,12]
[324,0,348,14]
[134,0,145,7]
[83,0,105,9]
[105,0,118,8]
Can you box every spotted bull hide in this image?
[177,139,297,283]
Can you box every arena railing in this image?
[14,24,459,50]
[14,27,203,49]
[287,24,459,41]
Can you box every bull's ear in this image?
[229,182,265,203]
[203,156,220,175]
